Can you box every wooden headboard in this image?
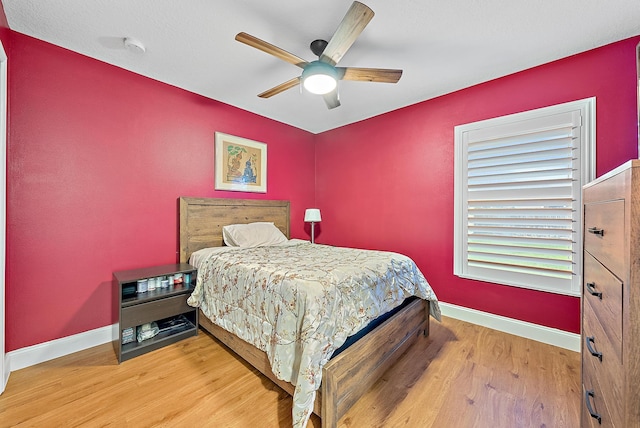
[179,197,290,263]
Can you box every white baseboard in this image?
[2,353,8,393]
[5,302,580,373]
[7,324,116,372]
[439,302,581,352]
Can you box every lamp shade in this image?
[304,208,322,222]
[301,61,338,95]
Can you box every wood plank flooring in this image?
[0,316,581,427]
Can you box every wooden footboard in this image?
[320,298,429,428]
[198,299,430,427]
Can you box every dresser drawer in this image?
[583,252,623,361]
[582,346,623,428]
[121,295,192,328]
[584,199,625,277]
[582,297,623,426]
[581,384,617,428]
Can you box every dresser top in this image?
[584,159,640,189]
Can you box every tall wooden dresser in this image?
[582,159,640,427]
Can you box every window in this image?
[454,98,595,296]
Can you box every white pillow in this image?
[222,222,288,247]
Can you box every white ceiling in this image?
[3,0,640,134]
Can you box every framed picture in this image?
[214,132,267,193]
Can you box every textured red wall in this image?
[315,36,640,334]
[5,33,316,351]
[4,28,640,351]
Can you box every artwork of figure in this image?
[225,144,260,184]
[242,154,257,183]
[226,145,248,181]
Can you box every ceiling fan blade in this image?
[323,91,341,109]
[338,67,403,83]
[319,1,374,66]
[236,32,308,69]
[258,77,301,98]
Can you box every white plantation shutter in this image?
[454,99,595,296]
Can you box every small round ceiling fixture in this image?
[123,37,146,54]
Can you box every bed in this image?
[179,197,440,428]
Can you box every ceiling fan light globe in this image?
[302,61,338,95]
[303,74,337,94]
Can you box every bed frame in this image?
[179,197,431,428]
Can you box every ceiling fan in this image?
[235,1,402,109]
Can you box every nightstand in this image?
[113,263,198,363]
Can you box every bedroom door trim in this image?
[0,39,7,394]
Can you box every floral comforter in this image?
[187,241,440,428]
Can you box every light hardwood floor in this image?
[0,316,581,427]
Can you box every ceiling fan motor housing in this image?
[310,39,329,57]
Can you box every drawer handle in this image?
[585,336,603,361]
[585,390,602,424]
[586,282,603,300]
[587,227,604,236]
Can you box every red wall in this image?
[4,32,316,351]
[4,26,639,351]
[315,36,640,334]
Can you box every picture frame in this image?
[214,132,267,193]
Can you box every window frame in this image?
[453,98,595,296]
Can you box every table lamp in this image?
[304,208,322,244]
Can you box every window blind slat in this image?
[468,229,574,241]
[469,244,572,260]
[469,208,573,219]
[468,197,573,208]
[469,130,574,151]
[468,147,573,169]
[469,219,573,228]
[468,261,573,280]
[468,236,573,251]
[469,158,573,178]
[468,168,574,186]
[468,137,575,161]
[469,180,575,195]
[467,252,572,272]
